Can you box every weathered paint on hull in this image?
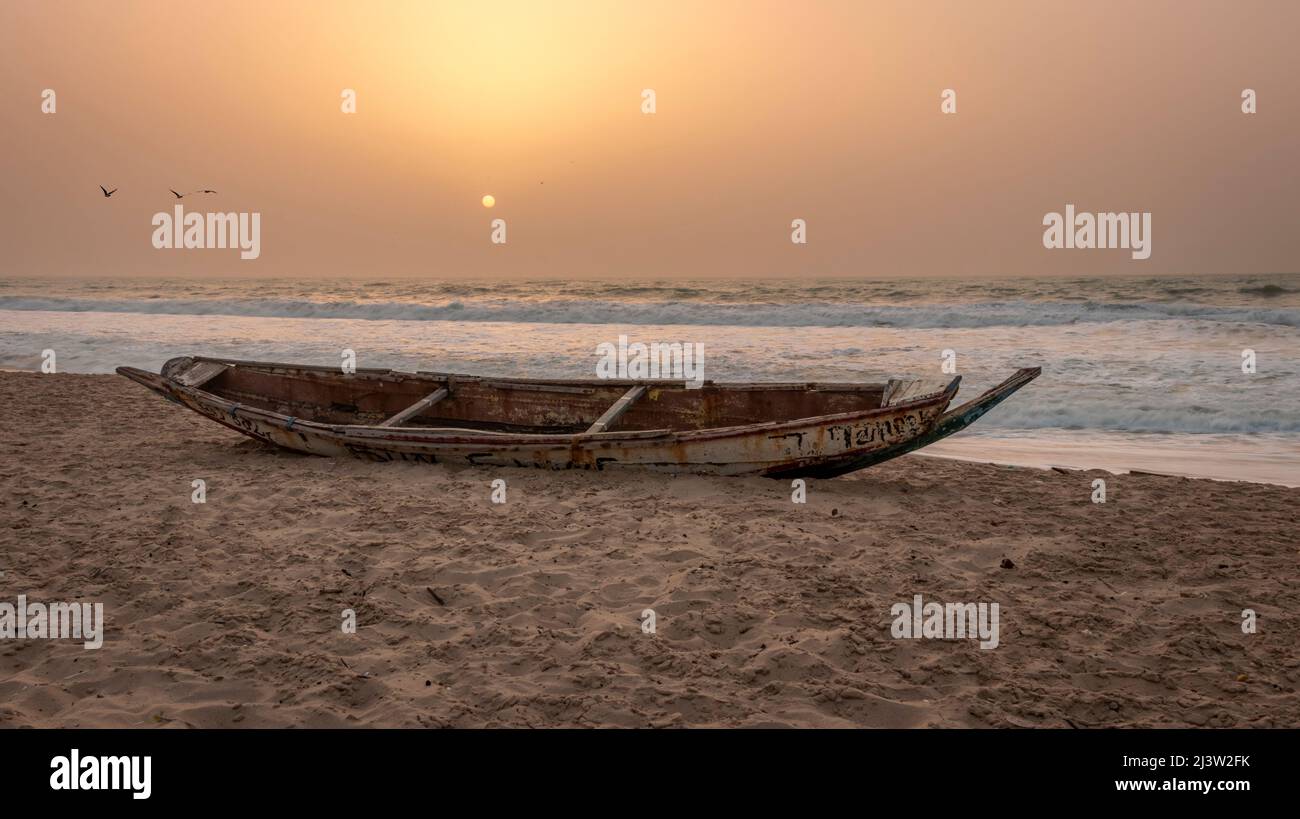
[764,367,1042,478]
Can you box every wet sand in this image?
[1,372,1297,727]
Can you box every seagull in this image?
[170,189,184,199]
[100,185,117,197]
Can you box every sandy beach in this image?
[1,371,1297,728]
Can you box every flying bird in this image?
[196,189,218,194]
[100,185,117,197]
[170,189,184,199]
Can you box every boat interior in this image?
[158,358,949,435]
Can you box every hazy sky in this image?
[2,0,1297,279]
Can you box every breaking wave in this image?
[1239,284,1296,297]
[3,296,1298,329]
[976,397,1300,434]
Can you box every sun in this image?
[481,194,495,208]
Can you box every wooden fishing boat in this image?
[116,356,1040,478]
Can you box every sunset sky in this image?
[2,0,1297,279]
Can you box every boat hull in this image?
[116,359,1039,477]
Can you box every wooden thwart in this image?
[175,361,229,388]
[584,385,647,435]
[378,387,449,427]
[883,376,958,407]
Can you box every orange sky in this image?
[2,0,1297,279]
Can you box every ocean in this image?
[2,274,1297,485]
